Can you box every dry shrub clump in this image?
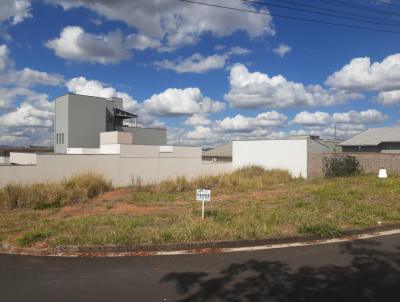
[0,173,112,209]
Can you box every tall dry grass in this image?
[141,166,295,194]
[0,173,112,209]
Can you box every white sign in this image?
[196,189,211,202]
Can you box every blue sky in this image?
[0,0,399,146]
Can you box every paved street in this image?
[1,233,399,302]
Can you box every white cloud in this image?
[326,54,400,91]
[292,109,388,127]
[184,114,212,126]
[187,126,215,140]
[273,43,292,58]
[66,76,139,113]
[0,86,49,109]
[377,90,400,105]
[0,0,31,24]
[217,111,287,132]
[51,0,274,49]
[46,26,132,64]
[0,102,53,127]
[154,46,251,74]
[227,46,252,56]
[143,87,225,116]
[292,111,331,126]
[0,87,54,146]
[0,44,11,70]
[155,53,228,74]
[225,64,361,109]
[0,68,64,86]
[125,33,161,51]
[332,109,388,124]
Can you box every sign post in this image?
[196,189,211,220]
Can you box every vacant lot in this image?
[1,167,399,248]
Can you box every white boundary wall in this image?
[0,145,232,187]
[233,139,308,178]
[9,152,37,165]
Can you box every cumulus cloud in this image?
[377,90,400,105]
[155,53,228,73]
[0,0,31,24]
[292,109,388,127]
[46,26,132,64]
[0,45,64,145]
[187,126,215,140]
[326,54,400,92]
[125,33,161,51]
[332,109,388,124]
[154,47,251,74]
[50,0,274,49]
[0,86,50,110]
[0,44,11,70]
[0,102,53,127]
[0,87,55,146]
[225,64,361,109]
[227,47,252,56]
[143,87,225,116]
[217,111,287,132]
[66,77,139,113]
[184,114,212,126]
[273,43,292,57]
[292,111,331,126]
[0,68,64,86]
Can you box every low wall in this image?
[308,152,400,179]
[233,139,308,178]
[0,146,233,187]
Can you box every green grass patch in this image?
[17,230,50,246]
[298,223,342,238]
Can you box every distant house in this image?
[340,127,400,153]
[202,142,232,162]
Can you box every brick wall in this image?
[308,152,400,179]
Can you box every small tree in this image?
[323,155,362,177]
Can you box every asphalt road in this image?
[1,234,399,302]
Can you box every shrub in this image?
[0,173,112,209]
[323,155,362,178]
[63,173,112,201]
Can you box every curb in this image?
[1,224,399,257]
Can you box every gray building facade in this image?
[54,94,166,153]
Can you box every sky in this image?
[0,0,399,147]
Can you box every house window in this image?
[61,133,64,144]
[56,133,59,144]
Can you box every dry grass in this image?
[0,173,112,210]
[138,166,295,195]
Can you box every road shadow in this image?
[161,239,400,301]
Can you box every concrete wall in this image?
[68,94,107,149]
[54,95,69,153]
[308,152,400,179]
[100,131,133,145]
[118,126,167,145]
[0,145,233,187]
[0,156,9,164]
[233,139,308,178]
[10,152,37,165]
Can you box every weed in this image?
[17,231,50,246]
[298,223,342,237]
